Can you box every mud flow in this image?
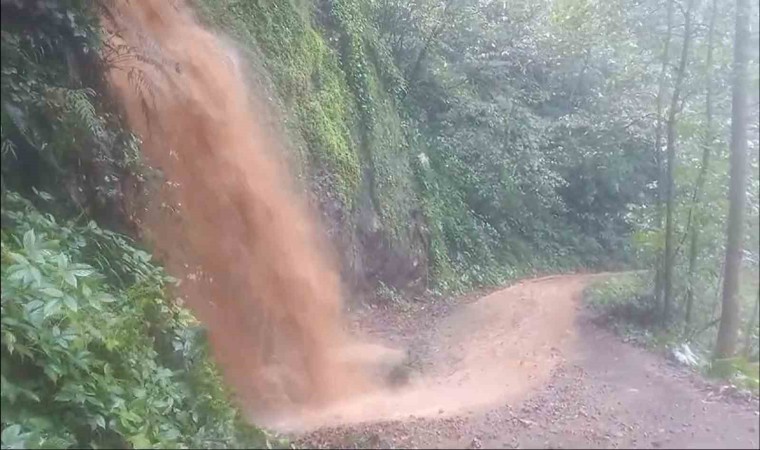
[269,276,586,432]
[103,0,372,420]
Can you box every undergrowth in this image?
[1,192,280,449]
[0,1,283,446]
[584,272,759,394]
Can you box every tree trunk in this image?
[405,0,454,92]
[654,0,675,311]
[685,0,718,327]
[743,291,759,357]
[663,0,695,325]
[714,0,750,360]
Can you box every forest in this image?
[1,0,758,448]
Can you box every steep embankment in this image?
[191,0,648,296]
[195,0,430,295]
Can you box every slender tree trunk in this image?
[743,291,759,357]
[654,0,675,310]
[663,0,695,325]
[568,49,591,108]
[714,0,750,360]
[685,0,718,327]
[405,0,454,91]
[711,259,725,318]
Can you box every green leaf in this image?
[44,365,59,383]
[94,293,116,303]
[134,250,152,263]
[8,268,27,281]
[63,295,78,312]
[30,266,42,286]
[13,343,33,359]
[43,298,62,318]
[63,272,77,288]
[72,268,94,277]
[56,253,68,269]
[19,386,41,403]
[25,300,45,312]
[22,229,36,251]
[6,252,29,265]
[1,424,24,448]
[40,436,74,449]
[128,433,151,449]
[3,331,17,354]
[40,287,64,298]
[32,188,54,202]
[1,316,21,326]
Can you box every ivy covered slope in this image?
[196,0,655,294]
[1,1,270,448]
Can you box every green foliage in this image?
[0,192,272,449]
[195,0,652,293]
[587,272,760,390]
[584,272,660,335]
[197,0,362,206]
[583,272,694,350]
[1,0,145,220]
[708,357,759,393]
[0,3,283,446]
[197,0,425,285]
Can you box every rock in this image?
[517,418,536,427]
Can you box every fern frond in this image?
[2,138,18,160]
[65,88,105,138]
[46,87,107,139]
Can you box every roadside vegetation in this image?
[585,269,759,393]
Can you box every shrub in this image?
[584,272,659,331]
[1,192,275,449]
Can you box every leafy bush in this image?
[709,357,760,393]
[1,192,274,449]
[1,0,144,228]
[584,272,660,337]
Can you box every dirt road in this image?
[284,274,759,448]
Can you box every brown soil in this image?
[292,274,760,449]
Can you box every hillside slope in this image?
[192,0,652,296]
